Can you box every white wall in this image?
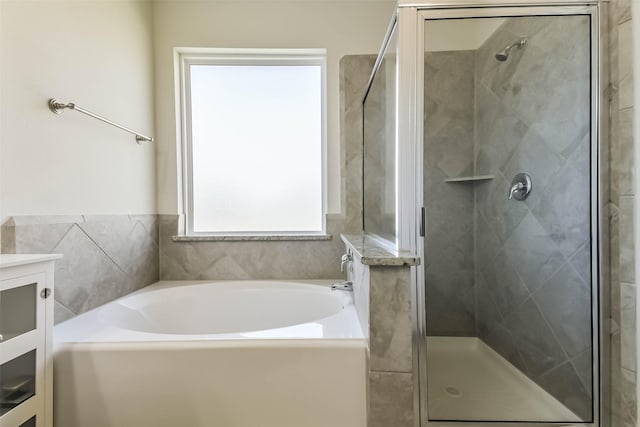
[153,0,395,215]
[0,1,156,219]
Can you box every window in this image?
[178,49,326,236]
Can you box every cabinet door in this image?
[1,273,47,427]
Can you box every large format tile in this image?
[476,173,529,245]
[482,323,529,375]
[530,154,591,260]
[570,349,593,395]
[615,107,634,196]
[620,283,637,372]
[481,251,530,319]
[569,243,592,286]
[503,213,566,294]
[619,197,635,283]
[370,268,412,373]
[620,368,638,427]
[618,20,633,110]
[474,84,529,175]
[501,127,565,198]
[504,296,567,377]
[535,361,592,421]
[79,216,147,273]
[534,262,591,358]
[13,223,74,254]
[475,210,501,272]
[52,225,128,314]
[369,372,414,427]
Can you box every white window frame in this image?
[176,48,327,237]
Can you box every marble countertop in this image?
[172,234,332,242]
[340,233,420,267]
[0,254,63,269]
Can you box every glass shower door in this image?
[422,10,596,424]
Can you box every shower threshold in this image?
[425,337,579,422]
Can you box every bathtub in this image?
[53,280,366,427]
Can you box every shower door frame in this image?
[399,2,610,427]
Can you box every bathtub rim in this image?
[54,279,365,345]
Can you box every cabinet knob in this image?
[40,288,52,299]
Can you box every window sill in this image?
[172,234,332,242]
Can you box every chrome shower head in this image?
[495,38,528,62]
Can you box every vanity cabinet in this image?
[0,255,60,427]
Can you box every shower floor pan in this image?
[426,337,578,421]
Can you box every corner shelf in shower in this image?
[444,175,495,183]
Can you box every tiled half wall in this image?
[1,215,159,323]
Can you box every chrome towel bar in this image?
[48,99,154,144]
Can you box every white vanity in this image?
[0,255,60,427]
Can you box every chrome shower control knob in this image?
[508,173,532,201]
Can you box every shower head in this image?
[495,38,528,62]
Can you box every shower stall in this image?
[362,1,607,425]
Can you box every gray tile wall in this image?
[158,55,376,281]
[159,214,345,280]
[609,0,637,426]
[473,15,593,420]
[1,215,159,323]
[347,253,414,427]
[423,51,476,336]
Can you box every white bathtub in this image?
[54,280,366,427]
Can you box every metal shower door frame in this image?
[396,2,609,427]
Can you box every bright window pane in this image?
[189,64,323,233]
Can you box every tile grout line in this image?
[74,223,128,274]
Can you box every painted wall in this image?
[0,0,156,219]
[152,0,395,215]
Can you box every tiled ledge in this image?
[341,233,420,266]
[172,234,333,242]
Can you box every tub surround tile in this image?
[346,244,414,427]
[54,300,76,324]
[341,233,420,266]
[369,372,414,427]
[4,215,85,226]
[369,268,412,373]
[52,224,130,314]
[10,222,74,254]
[161,215,345,280]
[349,256,370,339]
[2,215,159,322]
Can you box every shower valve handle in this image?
[340,253,352,272]
[508,173,532,201]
